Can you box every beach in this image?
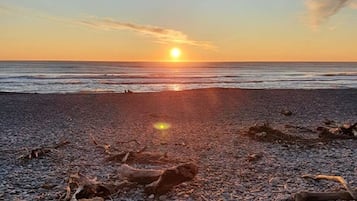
[0,88,356,200]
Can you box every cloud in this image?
[78,18,214,49]
[305,0,356,29]
[349,0,357,8]
[0,4,214,49]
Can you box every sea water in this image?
[0,61,356,93]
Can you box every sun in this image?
[170,47,181,60]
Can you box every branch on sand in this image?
[63,163,198,200]
[317,122,357,139]
[18,140,70,160]
[63,172,134,201]
[90,135,179,164]
[295,174,357,201]
[247,123,311,144]
[119,163,198,195]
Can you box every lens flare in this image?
[153,122,171,130]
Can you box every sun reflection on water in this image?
[170,84,182,91]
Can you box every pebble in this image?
[1,92,356,200]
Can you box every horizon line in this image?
[1,59,357,63]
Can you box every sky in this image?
[1,0,357,61]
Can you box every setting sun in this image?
[170,48,181,60]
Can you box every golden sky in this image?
[1,0,357,61]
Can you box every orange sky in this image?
[1,0,357,61]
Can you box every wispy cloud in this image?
[349,0,357,8]
[78,18,214,49]
[305,0,357,29]
[0,4,214,49]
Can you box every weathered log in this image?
[118,164,163,184]
[296,174,357,201]
[317,122,357,139]
[18,139,70,160]
[89,134,113,154]
[145,163,198,195]
[65,172,132,201]
[119,163,198,195]
[295,191,355,201]
[106,151,169,164]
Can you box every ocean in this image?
[0,61,356,93]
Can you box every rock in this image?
[256,132,267,137]
[269,177,281,187]
[148,194,155,199]
[281,109,293,116]
[78,197,105,201]
[159,195,167,200]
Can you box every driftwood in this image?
[118,164,163,184]
[295,191,356,201]
[285,124,316,133]
[90,135,175,164]
[64,163,198,200]
[106,150,172,164]
[247,123,309,144]
[119,163,198,195]
[295,174,357,201]
[280,109,293,116]
[86,135,197,197]
[64,172,133,201]
[18,140,70,160]
[318,122,357,139]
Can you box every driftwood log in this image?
[295,175,357,201]
[90,134,177,164]
[64,172,133,201]
[295,191,356,201]
[119,163,198,195]
[18,139,70,160]
[318,122,357,139]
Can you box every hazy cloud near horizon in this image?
[305,0,357,29]
[78,18,214,49]
[0,4,214,50]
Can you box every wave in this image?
[0,74,242,80]
[322,72,357,77]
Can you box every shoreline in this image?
[1,87,357,95]
[0,88,356,200]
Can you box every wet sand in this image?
[0,88,356,200]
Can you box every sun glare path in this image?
[170,47,181,61]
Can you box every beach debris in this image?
[85,135,196,198]
[247,123,307,144]
[285,124,316,133]
[89,134,117,154]
[323,119,336,126]
[246,153,263,162]
[64,163,198,200]
[119,163,198,195]
[63,172,132,201]
[106,150,172,164]
[317,122,357,139]
[90,134,178,164]
[116,139,141,145]
[18,139,70,160]
[280,109,293,116]
[295,174,357,201]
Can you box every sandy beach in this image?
[0,88,356,200]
